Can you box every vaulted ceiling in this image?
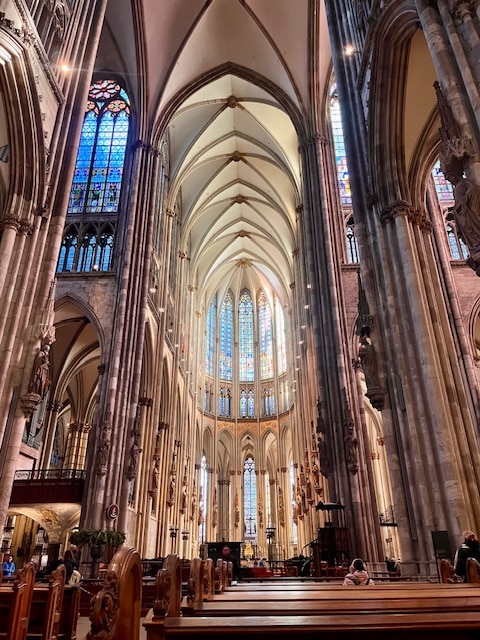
[97,0,333,308]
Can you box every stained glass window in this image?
[239,290,254,382]
[218,387,225,416]
[206,297,216,377]
[244,456,257,540]
[247,389,254,417]
[432,161,468,261]
[240,389,247,417]
[275,297,287,375]
[219,292,233,381]
[346,216,359,263]
[199,454,207,543]
[432,160,454,201]
[329,83,351,206]
[68,79,130,215]
[258,292,274,379]
[446,221,469,260]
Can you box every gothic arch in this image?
[0,30,46,213]
[369,7,433,204]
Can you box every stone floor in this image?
[77,615,147,639]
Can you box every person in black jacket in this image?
[454,531,480,581]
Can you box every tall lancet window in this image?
[219,292,233,381]
[239,290,254,382]
[432,160,468,261]
[205,296,216,378]
[275,297,287,376]
[329,82,359,264]
[244,456,257,540]
[329,83,351,206]
[258,292,274,380]
[198,454,208,543]
[57,79,130,273]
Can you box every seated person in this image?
[221,545,242,582]
[343,558,374,585]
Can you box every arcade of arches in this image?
[1,0,480,577]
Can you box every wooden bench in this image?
[466,557,480,584]
[143,555,480,640]
[84,546,142,640]
[58,584,81,640]
[0,561,36,640]
[154,612,480,639]
[27,564,66,640]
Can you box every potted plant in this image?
[70,528,126,577]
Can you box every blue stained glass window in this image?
[268,389,275,415]
[446,222,469,260]
[275,297,287,375]
[239,290,254,382]
[240,389,247,417]
[432,160,454,201]
[68,79,130,215]
[57,226,78,271]
[258,292,274,380]
[218,387,225,416]
[205,297,216,377]
[329,84,351,206]
[244,456,257,539]
[219,292,233,380]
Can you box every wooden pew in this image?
[144,555,480,640]
[27,564,65,640]
[466,557,480,584]
[156,612,480,639]
[58,585,81,640]
[84,546,142,640]
[439,558,462,583]
[0,561,36,640]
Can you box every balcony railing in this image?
[14,468,86,481]
[11,468,86,505]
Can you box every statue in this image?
[29,343,51,397]
[278,487,285,527]
[150,457,160,496]
[358,329,385,410]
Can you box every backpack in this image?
[68,569,81,585]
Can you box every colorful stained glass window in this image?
[275,297,287,375]
[199,454,208,542]
[68,79,130,215]
[244,456,257,539]
[239,290,254,382]
[432,160,454,201]
[219,292,233,380]
[247,389,254,417]
[329,84,351,206]
[240,389,247,417]
[446,221,469,260]
[206,297,216,377]
[218,387,225,416]
[258,292,274,380]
